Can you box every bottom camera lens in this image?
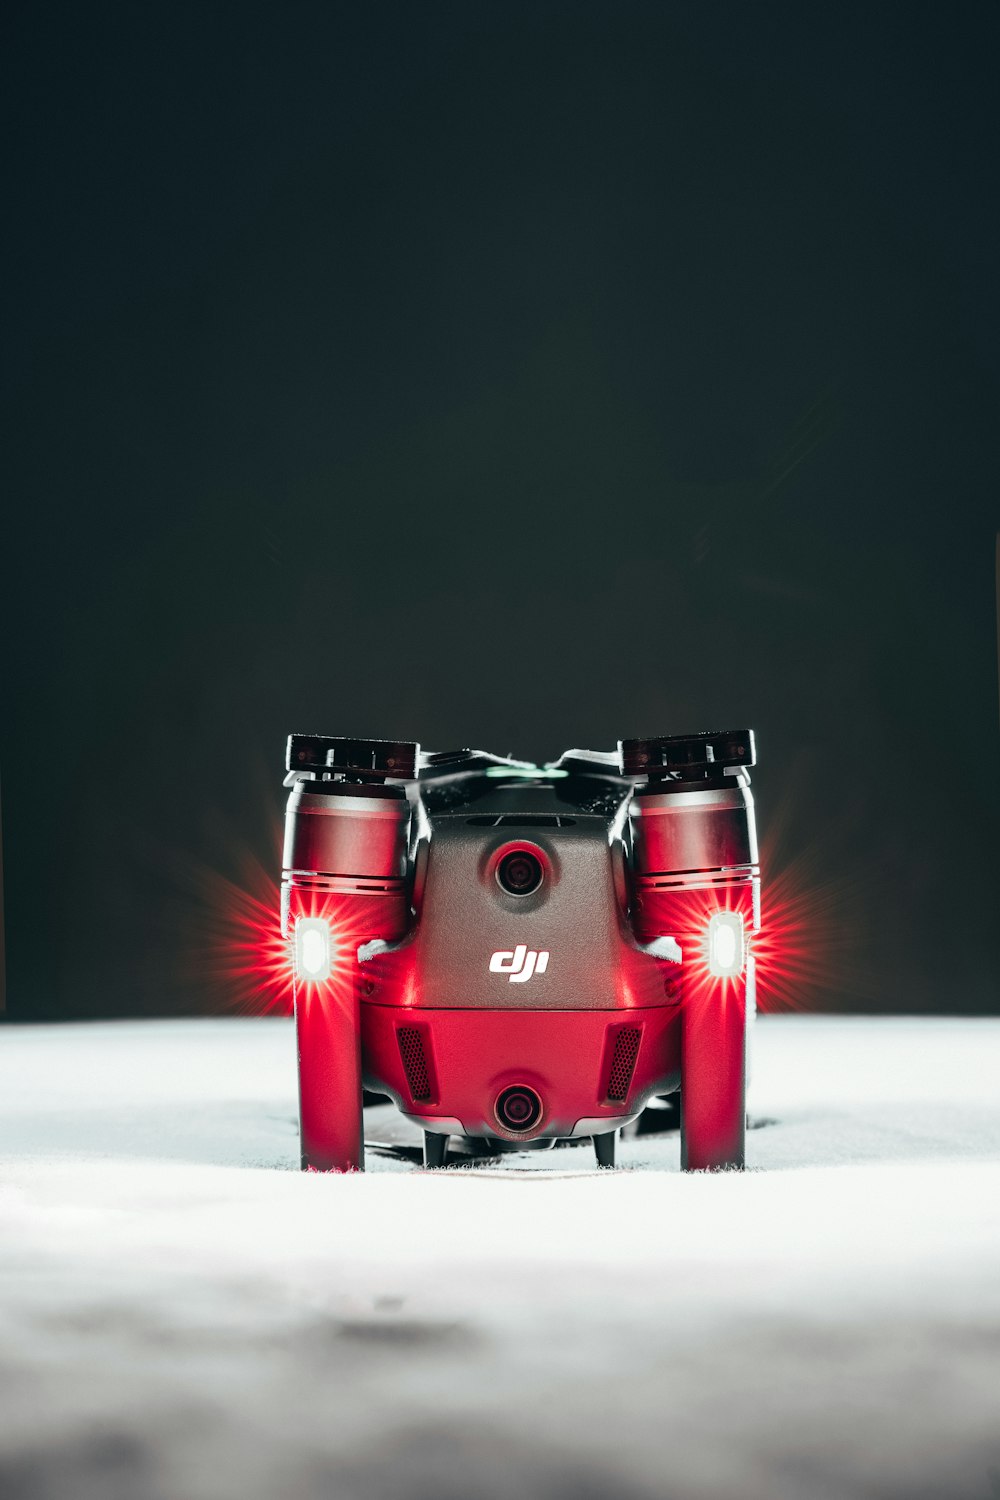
[495,1085,542,1133]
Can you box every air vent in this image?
[396,1026,432,1102]
[605,1027,642,1103]
[465,814,575,827]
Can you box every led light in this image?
[707,911,744,979]
[295,917,333,981]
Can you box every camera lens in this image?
[496,849,543,896]
[496,1085,542,1133]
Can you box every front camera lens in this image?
[497,850,543,896]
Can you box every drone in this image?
[281,730,759,1172]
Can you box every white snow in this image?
[1,1015,999,1500]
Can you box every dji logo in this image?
[489,944,550,984]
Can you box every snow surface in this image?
[1,1015,999,1500]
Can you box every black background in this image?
[3,3,998,1019]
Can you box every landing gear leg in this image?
[423,1132,449,1169]
[681,977,747,1171]
[296,974,364,1172]
[593,1130,617,1169]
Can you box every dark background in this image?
[2,3,998,1020]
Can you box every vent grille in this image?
[465,814,575,827]
[606,1027,641,1102]
[397,1026,432,1102]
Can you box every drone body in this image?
[281,732,759,1171]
